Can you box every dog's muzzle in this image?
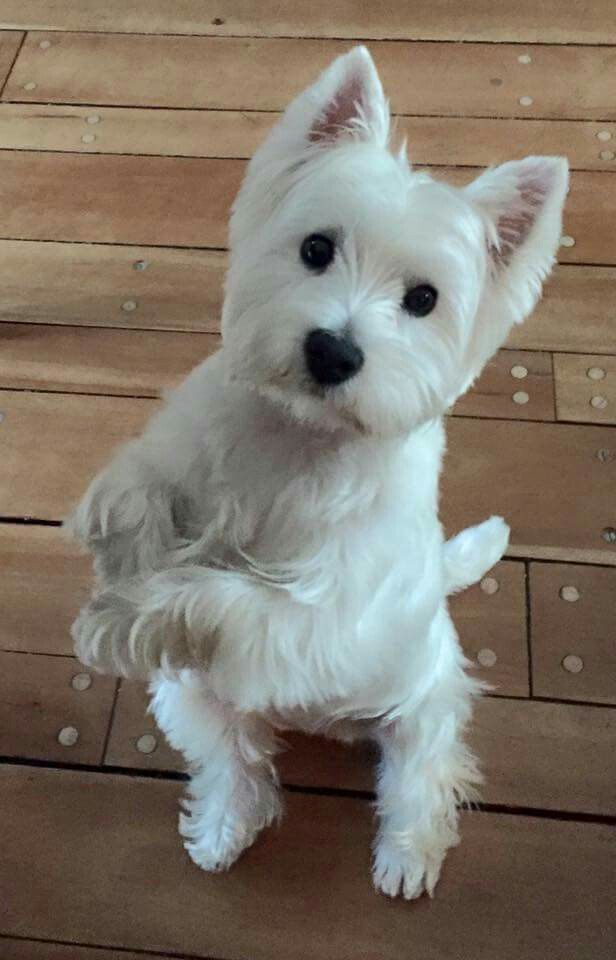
[304,329,364,387]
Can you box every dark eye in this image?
[300,233,335,271]
[403,284,438,317]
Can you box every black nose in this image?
[304,329,364,387]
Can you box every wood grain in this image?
[0,652,115,763]
[530,562,616,705]
[554,353,616,425]
[279,697,616,817]
[509,265,616,355]
[3,392,614,567]
[0,324,551,422]
[453,350,554,421]
[0,240,224,332]
[0,31,22,91]
[0,940,179,960]
[6,34,616,122]
[0,243,614,355]
[442,418,616,564]
[0,152,610,265]
[104,680,616,815]
[0,323,218,396]
[0,390,154,520]
[1,765,614,960]
[0,1,615,43]
[0,525,90,655]
[1,103,616,172]
[0,152,243,248]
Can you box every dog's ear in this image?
[466,156,569,302]
[456,157,568,394]
[297,45,389,147]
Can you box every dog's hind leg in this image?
[150,671,282,871]
[444,515,509,595]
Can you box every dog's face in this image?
[222,47,568,437]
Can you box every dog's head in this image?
[222,46,568,437]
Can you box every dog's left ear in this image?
[466,156,569,309]
[456,156,568,393]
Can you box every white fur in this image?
[68,47,568,898]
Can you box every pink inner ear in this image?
[309,74,365,143]
[494,165,554,264]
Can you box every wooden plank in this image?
[0,240,223,333]
[0,244,614,356]
[0,525,90,655]
[5,35,616,122]
[0,152,242,249]
[530,562,616,705]
[0,324,547,420]
[104,680,182,771]
[0,652,115,763]
[279,697,616,817]
[554,354,616,425]
[453,350,554,421]
[0,152,611,265]
[3,391,615,567]
[1,766,614,960]
[2,103,616,173]
[0,31,22,91]
[0,1,615,44]
[442,418,616,566]
[0,390,154,521]
[509,265,616,355]
[0,939,179,960]
[0,324,218,397]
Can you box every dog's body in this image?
[70,47,568,898]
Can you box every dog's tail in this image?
[444,516,510,595]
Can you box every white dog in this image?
[69,47,568,899]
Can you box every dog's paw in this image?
[372,838,446,900]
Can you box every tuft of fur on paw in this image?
[372,837,450,900]
[444,515,510,595]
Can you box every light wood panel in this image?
[1,766,614,960]
[5,35,616,122]
[0,240,223,332]
[0,152,242,248]
[0,652,115,763]
[453,350,554,421]
[1,104,616,172]
[0,152,610,264]
[0,390,154,520]
[0,1,615,43]
[0,31,22,90]
[508,265,616,355]
[530,563,616,705]
[0,525,90,655]
[0,323,217,396]
[554,353,616,425]
[105,680,182,771]
[1,244,614,354]
[442,418,616,565]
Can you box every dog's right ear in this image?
[253,47,389,169]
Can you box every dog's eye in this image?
[403,284,438,317]
[300,234,335,271]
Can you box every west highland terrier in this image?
[69,47,568,898]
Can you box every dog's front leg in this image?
[150,672,281,870]
[372,637,481,899]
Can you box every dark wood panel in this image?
[0,765,614,960]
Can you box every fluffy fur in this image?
[68,47,568,898]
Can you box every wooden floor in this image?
[0,4,615,958]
